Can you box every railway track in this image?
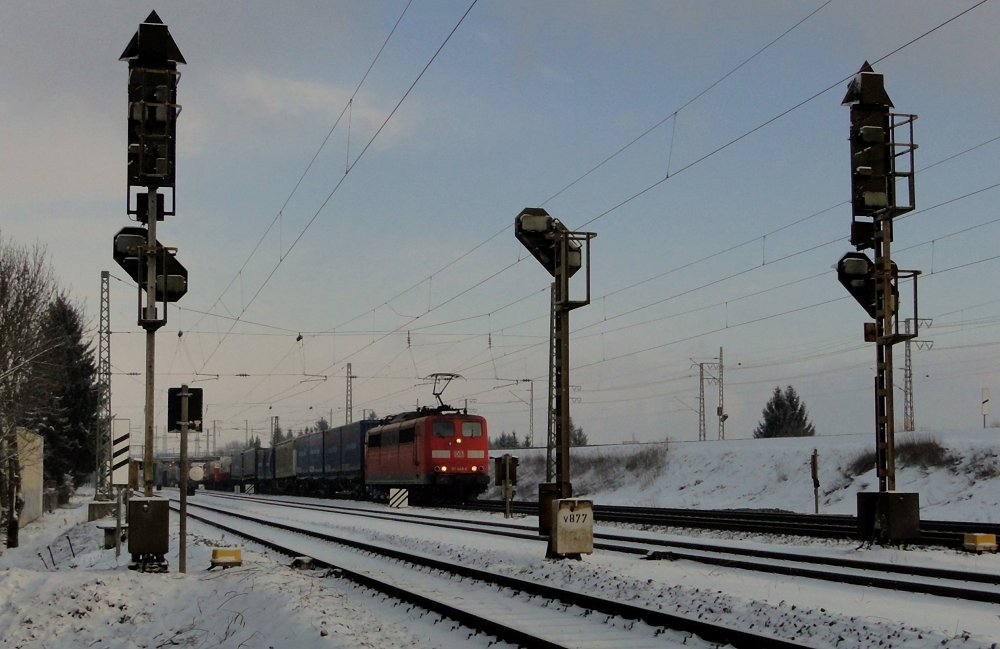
[192,492,1000,605]
[462,500,1000,547]
[171,496,811,649]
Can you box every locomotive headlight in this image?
[455,437,462,444]
[471,465,478,472]
[441,466,448,472]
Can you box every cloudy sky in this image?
[3,1,999,450]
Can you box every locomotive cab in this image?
[365,408,490,502]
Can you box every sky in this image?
[3,1,1000,452]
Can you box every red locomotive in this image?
[365,407,489,502]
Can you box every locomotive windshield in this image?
[433,422,455,437]
[461,421,483,437]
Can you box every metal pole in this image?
[143,191,158,497]
[698,363,706,441]
[555,233,571,499]
[529,380,534,447]
[811,449,820,515]
[873,209,896,492]
[96,271,112,501]
[903,320,914,431]
[346,363,353,425]
[546,282,557,483]
[179,384,189,574]
[504,456,512,519]
[114,486,123,557]
[718,347,725,440]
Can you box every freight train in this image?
[203,406,490,503]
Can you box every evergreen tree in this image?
[753,385,816,438]
[28,294,101,486]
[568,417,588,447]
[490,430,520,449]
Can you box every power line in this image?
[539,0,834,207]
[307,1,997,374]
[322,1,836,337]
[197,1,415,333]
[193,1,479,376]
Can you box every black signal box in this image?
[167,387,203,432]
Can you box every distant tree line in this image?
[270,417,333,445]
[491,419,588,449]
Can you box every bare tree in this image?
[0,235,56,548]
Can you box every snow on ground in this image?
[1,427,999,648]
[487,428,1000,522]
[0,495,499,649]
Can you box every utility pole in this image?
[345,363,355,425]
[693,348,725,440]
[528,379,534,447]
[96,271,112,501]
[902,318,932,431]
[697,362,706,442]
[717,347,726,440]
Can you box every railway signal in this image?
[154,250,188,303]
[117,12,187,571]
[515,208,595,556]
[121,11,184,193]
[836,251,883,320]
[112,226,146,283]
[112,226,189,302]
[168,386,203,432]
[515,208,583,278]
[840,62,920,546]
[844,64,893,219]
